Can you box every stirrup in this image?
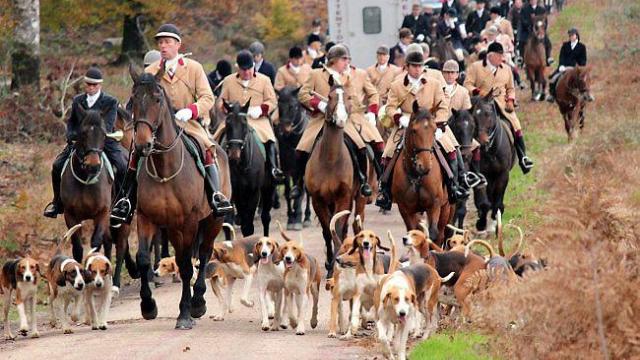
[271,168,285,184]
[464,172,482,189]
[521,156,534,169]
[110,198,132,228]
[211,192,234,216]
[360,183,373,197]
[375,191,392,211]
[43,202,61,218]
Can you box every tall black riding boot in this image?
[544,36,553,66]
[457,148,481,190]
[446,154,469,203]
[43,168,63,218]
[514,135,534,174]
[371,145,384,180]
[266,142,285,184]
[356,148,373,197]
[290,151,309,199]
[375,153,398,211]
[110,168,138,227]
[205,163,234,216]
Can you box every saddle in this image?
[181,133,206,177]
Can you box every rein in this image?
[403,126,435,191]
[69,149,104,185]
[225,113,256,174]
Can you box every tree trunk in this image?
[11,0,40,91]
[117,13,146,64]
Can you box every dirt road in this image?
[1,204,409,360]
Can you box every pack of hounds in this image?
[1,212,545,360]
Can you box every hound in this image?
[211,224,260,315]
[1,256,41,339]
[254,235,286,331]
[83,249,113,330]
[274,234,321,335]
[46,224,87,334]
[375,263,454,360]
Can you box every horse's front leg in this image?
[91,211,111,256]
[311,198,334,277]
[191,216,219,319]
[136,213,158,320]
[261,184,274,236]
[303,188,312,227]
[111,224,130,292]
[426,205,443,246]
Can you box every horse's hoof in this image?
[63,328,74,334]
[92,326,99,330]
[311,318,318,329]
[190,298,207,318]
[19,329,28,337]
[210,314,224,321]
[292,223,303,231]
[303,219,312,228]
[99,325,108,330]
[30,331,40,339]
[175,317,194,330]
[140,298,158,320]
[240,299,254,308]
[280,324,288,329]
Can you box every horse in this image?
[305,75,368,278]
[555,66,593,141]
[470,94,516,233]
[222,99,274,237]
[128,64,231,329]
[60,107,136,292]
[275,86,312,230]
[391,101,453,246]
[524,15,548,101]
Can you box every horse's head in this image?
[129,64,168,157]
[325,74,350,128]
[75,107,108,173]
[573,66,593,101]
[471,92,498,150]
[405,101,436,176]
[276,86,302,135]
[533,16,547,38]
[448,108,476,159]
[223,99,250,163]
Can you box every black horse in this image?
[275,86,312,230]
[223,100,274,236]
[470,95,516,233]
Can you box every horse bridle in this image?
[225,113,255,172]
[133,84,184,153]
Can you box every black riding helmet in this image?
[568,27,580,41]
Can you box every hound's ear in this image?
[129,63,140,84]
[56,273,66,287]
[272,247,284,264]
[410,293,417,306]
[348,236,360,255]
[105,261,112,275]
[383,292,392,307]
[377,236,390,251]
[35,263,43,277]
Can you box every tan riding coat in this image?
[382,70,451,158]
[366,63,402,104]
[274,63,312,91]
[464,60,521,131]
[145,57,215,148]
[296,67,381,153]
[485,17,515,42]
[215,72,278,143]
[445,83,480,151]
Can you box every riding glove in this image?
[398,114,410,128]
[247,106,263,119]
[365,112,377,126]
[175,108,193,122]
[318,101,328,114]
[435,128,443,140]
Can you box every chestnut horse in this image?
[524,15,548,101]
[60,108,135,292]
[305,75,371,277]
[391,101,453,246]
[555,66,593,141]
[128,65,231,329]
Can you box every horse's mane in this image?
[82,109,105,130]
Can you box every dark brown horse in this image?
[555,66,593,141]
[524,15,548,101]
[60,107,135,292]
[391,101,453,246]
[128,65,231,329]
[305,76,369,277]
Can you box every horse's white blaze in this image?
[334,88,348,127]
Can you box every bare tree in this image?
[11,0,40,90]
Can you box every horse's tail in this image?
[57,224,83,255]
[465,239,496,259]
[330,210,350,251]
[275,220,294,243]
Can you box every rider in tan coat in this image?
[375,51,468,210]
[274,46,312,91]
[366,45,402,104]
[464,42,534,174]
[215,50,284,183]
[111,24,232,226]
[291,44,380,198]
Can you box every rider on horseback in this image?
[376,51,467,210]
[111,24,233,226]
[214,50,285,184]
[464,42,534,174]
[44,68,128,218]
[546,28,590,103]
[291,44,380,199]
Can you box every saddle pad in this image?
[62,151,114,184]
[180,134,206,177]
[499,120,514,145]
